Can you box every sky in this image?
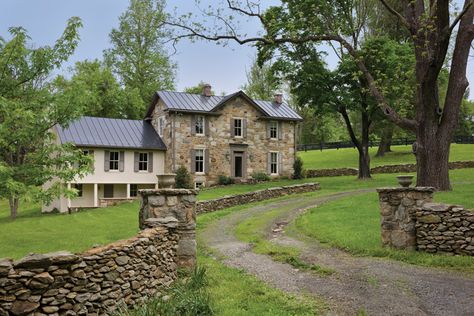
[0,0,472,98]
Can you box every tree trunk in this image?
[9,196,19,219]
[376,125,393,157]
[358,109,372,179]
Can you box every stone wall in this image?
[377,187,434,250]
[196,183,320,214]
[139,189,197,268]
[306,161,474,178]
[0,226,178,316]
[415,203,474,255]
[151,97,297,186]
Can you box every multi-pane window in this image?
[195,182,203,189]
[233,119,242,137]
[195,115,205,135]
[195,149,204,173]
[139,153,148,171]
[73,184,83,197]
[130,184,138,197]
[158,116,165,136]
[269,121,278,139]
[270,152,278,174]
[109,151,119,170]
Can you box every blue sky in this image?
[1,0,472,98]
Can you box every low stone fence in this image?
[416,203,474,255]
[0,226,178,316]
[377,187,474,256]
[196,183,320,214]
[306,160,474,178]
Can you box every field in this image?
[298,143,474,169]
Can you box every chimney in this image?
[202,83,212,97]
[274,92,283,104]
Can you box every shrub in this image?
[218,175,234,185]
[175,166,192,189]
[251,171,271,182]
[292,157,304,179]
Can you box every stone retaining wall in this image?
[416,203,474,255]
[0,226,179,316]
[196,183,320,214]
[306,160,474,178]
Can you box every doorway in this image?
[104,184,114,198]
[233,152,244,178]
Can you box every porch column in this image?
[93,183,98,207]
[66,183,72,208]
[155,183,159,189]
[126,183,131,199]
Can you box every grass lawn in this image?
[294,181,474,270]
[298,143,474,169]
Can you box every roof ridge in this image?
[157,90,225,98]
[80,116,145,122]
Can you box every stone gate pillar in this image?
[139,188,197,268]
[376,187,434,250]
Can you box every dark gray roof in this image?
[56,116,166,150]
[154,90,302,121]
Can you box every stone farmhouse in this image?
[43,85,302,213]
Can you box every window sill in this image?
[195,133,206,137]
[107,170,121,172]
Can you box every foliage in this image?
[217,175,234,186]
[175,166,192,189]
[0,18,92,218]
[53,60,143,119]
[184,81,207,94]
[250,171,271,182]
[115,267,213,316]
[104,0,175,112]
[292,157,304,179]
[241,58,279,100]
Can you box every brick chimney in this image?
[274,92,283,104]
[202,84,212,97]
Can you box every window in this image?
[269,121,278,139]
[130,184,138,197]
[109,151,119,170]
[233,119,242,137]
[158,116,165,136]
[270,152,278,174]
[195,182,203,189]
[195,115,205,135]
[195,149,204,173]
[138,153,148,171]
[73,184,83,197]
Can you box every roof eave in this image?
[67,143,167,151]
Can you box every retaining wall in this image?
[0,226,178,316]
[196,183,320,214]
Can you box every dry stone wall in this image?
[196,183,320,214]
[0,227,178,316]
[305,168,358,178]
[416,203,474,255]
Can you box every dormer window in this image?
[195,115,205,135]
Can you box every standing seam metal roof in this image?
[156,90,302,120]
[56,116,166,150]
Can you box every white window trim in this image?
[195,149,205,175]
[138,152,149,172]
[233,117,243,138]
[195,115,205,136]
[270,151,279,175]
[109,151,120,171]
[269,121,278,140]
[158,116,165,136]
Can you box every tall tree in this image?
[105,0,176,115]
[241,58,279,100]
[0,19,92,218]
[168,0,474,190]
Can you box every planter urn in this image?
[396,175,414,188]
[157,173,176,189]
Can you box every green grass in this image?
[294,181,474,270]
[298,143,474,169]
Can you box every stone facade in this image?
[377,187,434,250]
[0,227,178,316]
[196,183,320,214]
[415,203,474,255]
[138,189,197,268]
[151,98,297,186]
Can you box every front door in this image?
[104,184,114,198]
[233,152,243,178]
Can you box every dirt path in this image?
[199,191,474,316]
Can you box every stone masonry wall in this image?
[139,189,197,268]
[306,161,474,178]
[0,227,178,316]
[415,203,474,255]
[151,98,297,186]
[196,183,320,214]
[377,187,434,250]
